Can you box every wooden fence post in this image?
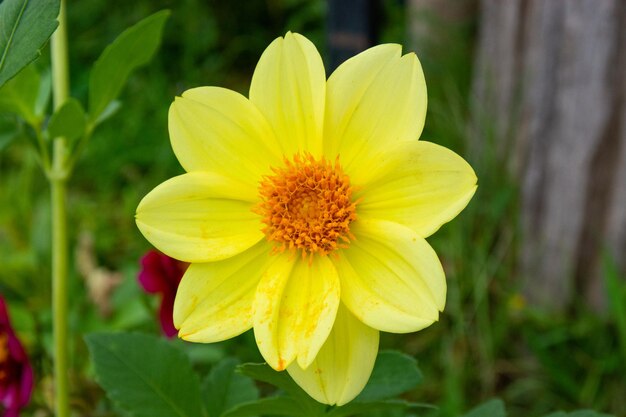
[471,0,626,310]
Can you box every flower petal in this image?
[287,303,379,406]
[169,87,281,184]
[138,251,170,293]
[335,219,446,333]
[253,254,340,371]
[249,32,326,156]
[138,251,185,295]
[136,172,263,263]
[159,293,177,338]
[354,140,477,237]
[174,242,269,342]
[324,44,427,172]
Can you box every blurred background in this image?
[1,0,625,416]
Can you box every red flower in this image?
[138,250,188,337]
[0,295,33,417]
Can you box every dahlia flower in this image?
[136,32,476,405]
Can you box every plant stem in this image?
[51,0,69,109]
[50,0,70,416]
[50,142,69,417]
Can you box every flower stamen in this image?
[256,153,357,259]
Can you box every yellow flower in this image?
[136,32,477,405]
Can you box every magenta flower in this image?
[0,295,33,417]
[138,250,188,337]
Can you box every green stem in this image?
[34,126,51,174]
[50,140,69,417]
[51,0,69,110]
[50,0,70,416]
[65,123,93,172]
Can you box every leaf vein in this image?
[0,0,29,72]
[93,338,191,417]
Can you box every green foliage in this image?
[85,332,203,417]
[238,362,326,416]
[521,309,626,413]
[0,114,19,150]
[603,254,626,362]
[47,97,86,142]
[356,351,423,401]
[222,397,304,417]
[327,400,434,417]
[203,358,259,417]
[543,411,615,417]
[87,339,612,417]
[0,8,169,187]
[0,0,59,87]
[458,393,618,417]
[93,99,122,125]
[237,350,431,417]
[326,351,431,417]
[0,64,41,124]
[88,10,170,122]
[461,399,506,417]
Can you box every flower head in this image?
[138,250,188,337]
[136,32,477,405]
[256,153,357,258]
[0,295,34,417]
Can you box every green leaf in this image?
[238,363,308,401]
[328,400,435,417]
[94,100,121,125]
[88,10,169,122]
[47,97,86,141]
[543,411,615,417]
[0,115,18,151]
[0,63,40,124]
[221,397,304,417]
[0,0,59,87]
[354,351,423,402]
[203,358,259,417]
[238,363,326,416]
[85,332,203,417]
[461,399,506,417]
[34,68,51,116]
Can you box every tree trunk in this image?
[472,0,626,310]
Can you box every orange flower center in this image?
[257,153,357,258]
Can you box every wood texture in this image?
[472,0,626,309]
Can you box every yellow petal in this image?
[354,140,477,237]
[249,32,326,156]
[287,304,379,406]
[324,44,427,172]
[169,87,281,184]
[335,219,446,333]
[174,242,269,342]
[253,254,340,371]
[135,172,263,263]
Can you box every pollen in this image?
[256,153,357,258]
